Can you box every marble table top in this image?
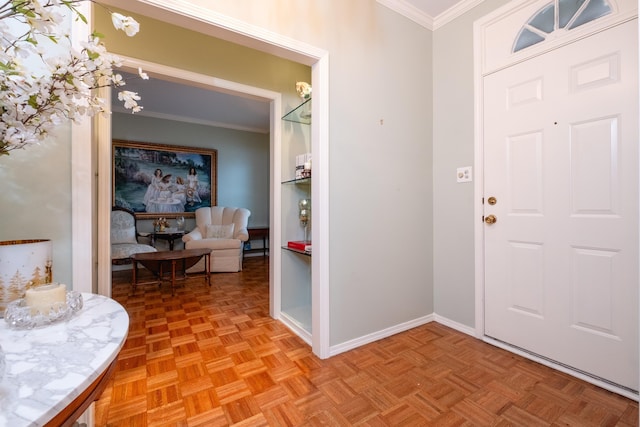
[0,293,129,427]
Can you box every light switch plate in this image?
[457,166,472,183]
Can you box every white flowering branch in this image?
[0,0,147,156]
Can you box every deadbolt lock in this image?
[485,214,497,225]
[487,196,497,205]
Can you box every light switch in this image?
[457,166,472,183]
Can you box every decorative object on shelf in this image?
[4,289,83,329]
[303,159,312,179]
[295,82,312,120]
[153,217,169,232]
[176,216,185,231]
[0,239,53,318]
[296,82,312,101]
[287,241,312,252]
[298,198,311,243]
[0,1,146,156]
[296,153,312,179]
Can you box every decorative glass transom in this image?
[513,0,612,52]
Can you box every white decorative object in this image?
[24,283,67,315]
[0,239,53,317]
[299,199,311,242]
[4,290,83,329]
[296,81,312,100]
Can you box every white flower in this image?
[138,67,149,80]
[118,91,142,111]
[0,1,146,156]
[111,74,125,86]
[111,13,140,37]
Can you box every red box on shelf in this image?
[287,241,312,251]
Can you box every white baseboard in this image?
[279,311,312,346]
[328,314,435,357]
[433,314,477,337]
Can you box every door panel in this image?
[483,20,638,391]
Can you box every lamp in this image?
[298,198,311,242]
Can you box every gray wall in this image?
[432,0,509,328]
[1,0,513,348]
[106,1,436,346]
[112,113,270,227]
[326,6,434,344]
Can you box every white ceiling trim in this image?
[377,0,435,30]
[379,0,488,30]
[434,0,486,29]
[99,0,325,65]
[110,107,270,134]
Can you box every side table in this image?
[131,248,211,295]
[151,231,185,250]
[246,226,269,257]
[0,293,128,427]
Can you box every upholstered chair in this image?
[111,206,157,264]
[182,206,250,272]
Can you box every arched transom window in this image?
[513,0,613,52]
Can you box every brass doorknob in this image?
[485,214,497,225]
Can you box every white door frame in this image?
[73,0,331,359]
[97,56,282,308]
[473,0,638,399]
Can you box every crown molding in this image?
[111,107,270,134]
[378,0,488,31]
[434,0,486,29]
[377,0,434,30]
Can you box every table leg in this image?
[171,259,177,296]
[131,259,137,293]
[206,253,211,286]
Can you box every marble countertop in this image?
[0,293,129,427]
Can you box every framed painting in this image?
[112,140,217,218]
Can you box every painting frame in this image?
[112,140,217,218]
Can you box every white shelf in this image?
[280,97,313,349]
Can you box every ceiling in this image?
[112,72,272,134]
[403,0,463,19]
[110,1,463,133]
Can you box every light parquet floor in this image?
[95,257,638,426]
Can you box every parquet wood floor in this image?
[95,257,638,426]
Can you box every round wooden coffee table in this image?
[131,248,211,295]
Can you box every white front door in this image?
[483,20,638,392]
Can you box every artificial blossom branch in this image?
[0,0,147,156]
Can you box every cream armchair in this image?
[182,206,251,272]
